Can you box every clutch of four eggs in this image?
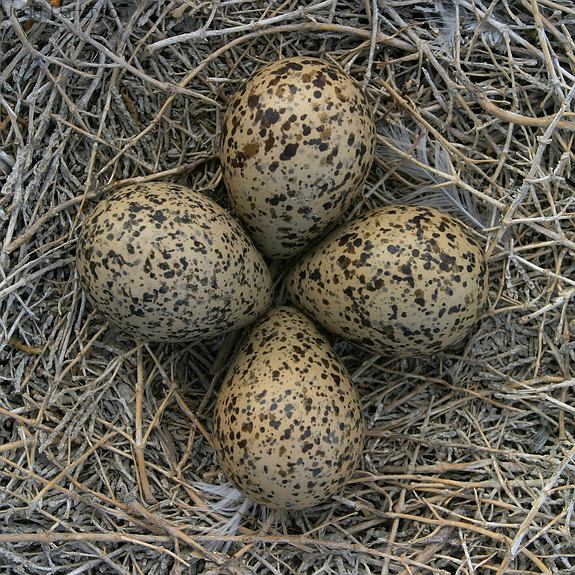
[75,57,487,511]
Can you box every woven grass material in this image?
[1,1,574,573]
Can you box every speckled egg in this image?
[219,57,375,259]
[287,206,488,357]
[76,182,273,342]
[213,306,365,510]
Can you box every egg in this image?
[219,57,375,259]
[76,182,273,342]
[212,306,365,510]
[287,206,488,357]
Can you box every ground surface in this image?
[1,1,575,574]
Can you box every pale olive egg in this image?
[287,206,488,357]
[76,182,273,342]
[219,56,375,259]
[213,306,365,510]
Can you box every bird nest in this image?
[1,1,574,573]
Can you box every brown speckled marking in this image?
[213,306,365,510]
[219,57,376,259]
[287,206,488,357]
[76,183,273,342]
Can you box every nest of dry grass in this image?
[1,0,575,573]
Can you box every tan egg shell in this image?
[219,57,375,259]
[213,306,365,510]
[76,182,273,342]
[287,206,488,357]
